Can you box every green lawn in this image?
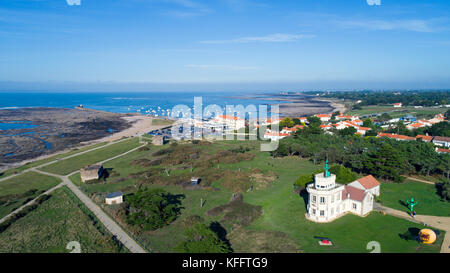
[238,156,444,253]
[152,119,175,126]
[0,142,107,179]
[0,187,128,253]
[67,139,446,253]
[347,105,446,119]
[0,171,61,219]
[380,180,450,217]
[39,138,140,175]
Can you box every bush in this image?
[126,187,183,231]
[329,164,358,184]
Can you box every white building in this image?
[213,115,246,130]
[433,136,450,148]
[315,114,331,122]
[393,103,402,108]
[263,131,290,141]
[105,192,123,205]
[306,161,380,223]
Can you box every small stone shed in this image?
[80,164,103,182]
[105,192,123,205]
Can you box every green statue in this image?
[324,159,330,178]
[406,197,418,214]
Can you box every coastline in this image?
[226,93,347,117]
[0,112,173,172]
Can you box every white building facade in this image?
[306,161,380,223]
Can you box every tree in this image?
[425,122,450,137]
[173,223,232,253]
[439,180,450,201]
[280,117,294,128]
[338,127,357,136]
[307,116,321,126]
[379,113,392,122]
[329,164,358,184]
[126,188,182,230]
[292,118,301,125]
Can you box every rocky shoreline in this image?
[0,107,132,167]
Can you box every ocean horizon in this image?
[0,91,293,116]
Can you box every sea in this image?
[0,91,290,130]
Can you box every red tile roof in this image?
[437,148,450,154]
[264,132,290,137]
[357,175,380,189]
[316,114,330,118]
[217,115,242,121]
[377,133,416,141]
[408,122,425,128]
[416,135,433,142]
[342,185,366,202]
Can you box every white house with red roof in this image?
[315,114,331,122]
[393,103,402,108]
[306,161,380,223]
[263,131,290,141]
[213,115,245,130]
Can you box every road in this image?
[0,138,148,253]
[376,204,450,253]
[404,176,436,185]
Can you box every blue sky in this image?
[1,0,450,91]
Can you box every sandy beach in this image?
[89,115,173,143]
[0,111,173,172]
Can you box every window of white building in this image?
[320,197,325,204]
[331,195,334,203]
[312,209,316,215]
[353,203,357,210]
[312,195,316,203]
[320,210,324,216]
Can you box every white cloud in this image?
[199,33,314,44]
[185,64,260,71]
[339,19,436,33]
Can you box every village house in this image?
[213,115,246,130]
[315,114,331,122]
[393,103,402,108]
[262,117,281,126]
[297,117,308,124]
[432,136,450,148]
[80,164,103,182]
[436,147,450,154]
[263,131,290,141]
[336,115,358,121]
[406,122,427,130]
[105,192,123,205]
[306,161,380,223]
[377,132,416,141]
[416,134,433,142]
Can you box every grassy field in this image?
[68,139,445,253]
[0,171,61,219]
[0,142,108,179]
[380,180,450,217]
[347,105,447,119]
[39,138,140,175]
[152,118,175,126]
[0,187,128,253]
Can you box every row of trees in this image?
[308,90,450,107]
[272,127,450,184]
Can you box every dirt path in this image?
[376,204,450,253]
[404,176,436,185]
[0,138,149,253]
